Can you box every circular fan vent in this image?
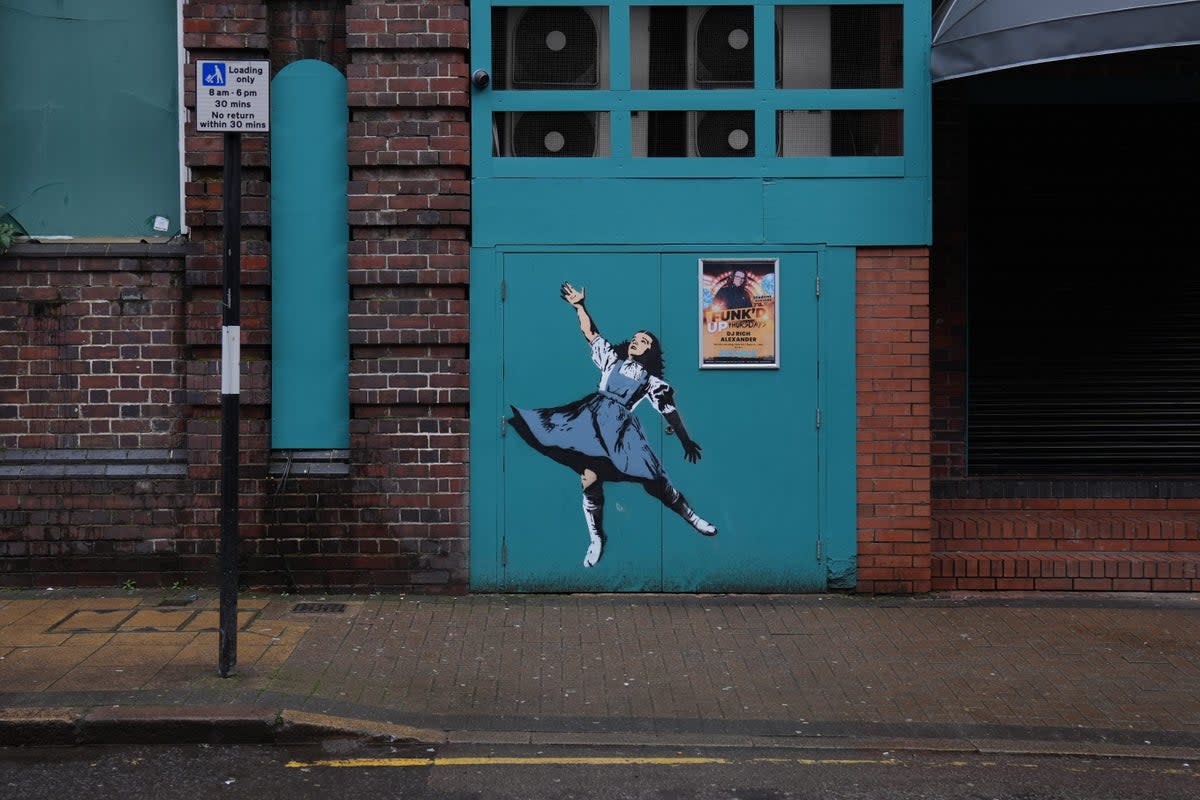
[695,111,754,157]
[513,8,599,87]
[513,112,597,157]
[695,7,754,86]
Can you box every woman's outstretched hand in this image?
[562,281,599,342]
[681,439,703,464]
[561,282,585,307]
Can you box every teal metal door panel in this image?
[473,178,767,248]
[658,252,823,592]
[501,252,665,591]
[494,249,826,592]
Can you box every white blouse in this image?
[590,336,677,415]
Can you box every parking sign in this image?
[196,60,270,132]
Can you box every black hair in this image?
[614,331,665,378]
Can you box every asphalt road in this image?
[2,741,1198,799]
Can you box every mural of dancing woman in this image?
[508,282,718,568]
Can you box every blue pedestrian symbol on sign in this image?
[202,63,226,87]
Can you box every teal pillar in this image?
[270,60,349,449]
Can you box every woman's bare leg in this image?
[580,469,606,567]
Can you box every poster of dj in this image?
[699,259,780,369]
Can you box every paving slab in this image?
[0,590,1196,756]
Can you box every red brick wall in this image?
[0,252,195,587]
[182,0,472,591]
[856,247,932,593]
[932,499,1200,592]
[325,0,470,589]
[269,0,348,74]
[1,1,471,592]
[0,258,188,451]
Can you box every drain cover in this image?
[292,602,347,614]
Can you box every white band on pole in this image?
[221,325,241,395]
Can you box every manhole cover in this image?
[292,602,347,614]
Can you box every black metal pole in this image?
[219,132,242,678]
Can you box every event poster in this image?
[699,259,779,368]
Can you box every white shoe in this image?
[680,502,717,536]
[583,532,604,568]
[667,490,717,537]
[688,512,717,537]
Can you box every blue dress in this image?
[509,337,677,483]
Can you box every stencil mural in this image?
[508,282,717,568]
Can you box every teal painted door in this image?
[659,252,822,591]
[499,250,822,591]
[502,252,664,591]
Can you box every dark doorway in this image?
[967,102,1200,475]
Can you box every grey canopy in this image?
[932,0,1200,81]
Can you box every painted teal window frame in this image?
[472,1,927,180]
[0,1,184,238]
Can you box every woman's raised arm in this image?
[560,282,599,343]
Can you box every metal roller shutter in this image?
[967,102,1200,476]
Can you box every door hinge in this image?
[501,416,507,436]
[501,279,506,301]
[815,275,821,298]
[501,540,508,567]
[815,408,822,429]
[816,537,823,561]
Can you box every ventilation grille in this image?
[695,6,754,87]
[493,7,607,90]
[292,602,348,614]
[694,110,755,157]
[495,112,609,157]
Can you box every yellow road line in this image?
[285,755,1199,777]
[287,757,728,768]
[285,756,904,769]
[752,758,903,767]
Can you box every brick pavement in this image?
[1,589,1198,755]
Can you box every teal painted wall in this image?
[270,60,350,449]
[469,2,931,590]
